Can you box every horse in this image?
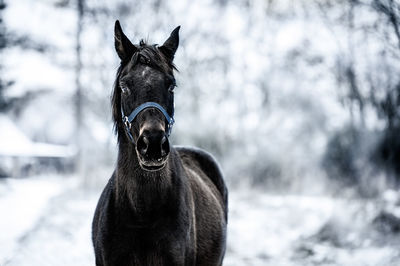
[91,21,228,266]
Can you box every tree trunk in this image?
[75,0,84,179]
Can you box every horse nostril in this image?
[137,135,149,156]
[161,136,170,157]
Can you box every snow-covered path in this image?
[226,191,400,266]
[1,176,400,266]
[0,176,96,266]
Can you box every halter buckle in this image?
[123,116,131,130]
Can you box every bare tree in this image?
[75,0,84,175]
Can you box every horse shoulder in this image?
[175,146,228,220]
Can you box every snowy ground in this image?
[1,175,400,266]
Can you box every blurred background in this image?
[0,0,400,265]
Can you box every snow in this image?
[0,175,78,264]
[3,0,76,51]
[0,115,32,155]
[3,181,97,266]
[3,49,75,97]
[0,115,75,157]
[1,175,400,266]
[3,0,76,97]
[228,192,333,258]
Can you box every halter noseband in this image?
[121,102,175,143]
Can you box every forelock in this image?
[125,40,175,75]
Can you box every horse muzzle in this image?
[136,129,170,171]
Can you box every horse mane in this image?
[111,40,178,143]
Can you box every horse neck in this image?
[114,141,180,213]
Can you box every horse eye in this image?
[121,86,130,94]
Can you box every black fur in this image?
[92,21,228,266]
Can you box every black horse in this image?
[92,21,228,266]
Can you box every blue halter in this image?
[121,102,175,143]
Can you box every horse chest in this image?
[105,234,189,266]
[110,191,192,241]
[105,214,193,266]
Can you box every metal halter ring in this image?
[123,116,131,130]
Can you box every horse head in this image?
[112,20,180,171]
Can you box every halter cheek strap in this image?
[121,102,175,143]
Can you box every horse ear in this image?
[114,20,136,61]
[159,26,180,61]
